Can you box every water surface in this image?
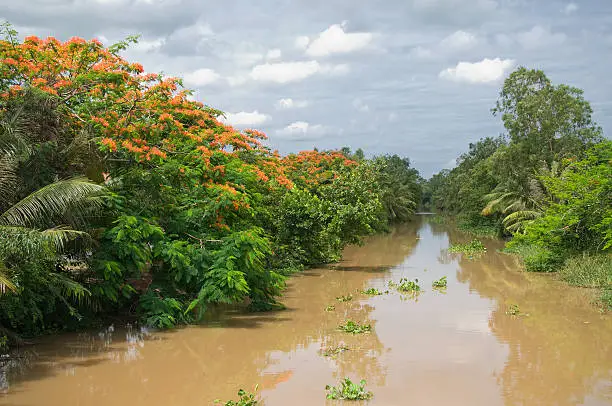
[1,216,610,405]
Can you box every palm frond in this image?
[0,108,30,158]
[48,272,90,302]
[0,261,17,293]
[0,177,104,228]
[0,225,89,255]
[502,210,542,233]
[0,155,18,203]
[47,272,91,318]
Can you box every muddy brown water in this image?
[1,215,611,406]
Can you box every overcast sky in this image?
[1,0,611,176]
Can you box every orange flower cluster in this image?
[0,32,359,229]
[282,150,357,187]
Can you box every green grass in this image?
[599,289,612,312]
[326,378,373,400]
[559,254,612,312]
[504,244,560,273]
[559,254,612,288]
[338,320,372,334]
[324,305,336,312]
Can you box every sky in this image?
[1,0,611,177]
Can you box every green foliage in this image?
[0,26,419,342]
[504,244,559,273]
[432,276,447,288]
[455,217,499,238]
[324,304,336,312]
[371,155,420,222]
[325,378,373,400]
[0,89,102,337]
[336,294,353,302]
[599,289,612,312]
[448,240,487,258]
[559,254,611,288]
[389,278,421,292]
[138,291,184,329]
[506,304,521,316]
[361,287,383,295]
[215,388,259,406]
[338,320,372,334]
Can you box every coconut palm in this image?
[0,90,104,297]
[482,161,567,233]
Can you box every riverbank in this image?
[429,214,611,312]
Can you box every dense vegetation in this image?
[427,67,611,308]
[0,25,422,342]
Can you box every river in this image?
[1,215,610,405]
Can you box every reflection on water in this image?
[0,216,610,406]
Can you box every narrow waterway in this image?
[1,215,610,405]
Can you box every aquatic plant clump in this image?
[448,239,487,258]
[336,294,353,302]
[432,276,448,288]
[215,387,259,406]
[338,320,372,334]
[326,378,373,400]
[324,305,336,312]
[506,304,521,316]
[389,278,421,292]
[361,287,384,295]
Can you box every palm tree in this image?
[0,89,104,297]
[482,161,566,233]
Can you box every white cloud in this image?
[305,23,373,57]
[249,61,348,84]
[250,61,320,83]
[352,98,370,113]
[131,37,165,53]
[266,48,282,60]
[563,3,578,14]
[226,75,248,87]
[388,112,398,122]
[412,30,478,59]
[183,68,220,87]
[320,63,350,75]
[219,111,270,127]
[517,25,566,50]
[495,33,514,47]
[439,58,515,84]
[440,30,478,50]
[275,121,328,139]
[168,19,213,42]
[413,0,497,12]
[275,98,309,109]
[232,52,264,67]
[411,45,434,59]
[295,36,310,49]
[444,157,457,169]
